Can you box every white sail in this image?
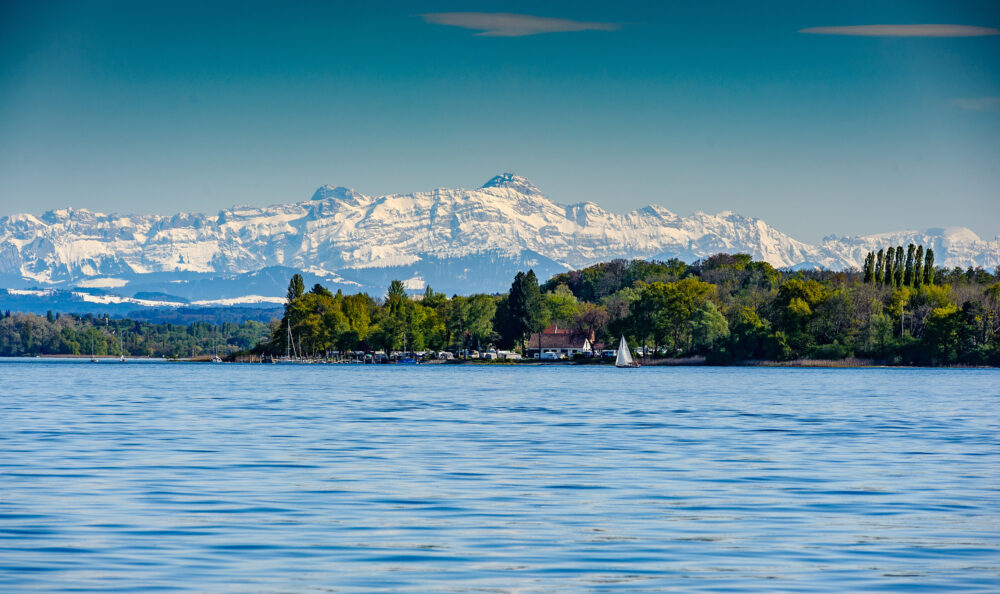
[616,336,634,367]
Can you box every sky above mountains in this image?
[1,0,998,243]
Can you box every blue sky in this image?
[1,1,998,242]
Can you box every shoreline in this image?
[13,354,998,369]
[36,354,157,360]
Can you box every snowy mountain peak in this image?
[0,177,996,296]
[480,173,541,195]
[929,227,982,243]
[311,185,363,202]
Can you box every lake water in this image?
[1,360,997,592]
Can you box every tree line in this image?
[0,310,269,358]
[2,254,998,366]
[266,254,1000,366]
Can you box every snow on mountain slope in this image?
[0,173,997,299]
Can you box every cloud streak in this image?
[952,97,1000,112]
[799,24,1000,37]
[421,12,619,37]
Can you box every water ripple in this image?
[0,361,997,592]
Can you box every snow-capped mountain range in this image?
[1,173,997,303]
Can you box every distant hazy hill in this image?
[1,173,997,305]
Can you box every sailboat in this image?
[615,336,640,368]
[90,336,99,363]
[211,334,223,363]
[398,334,417,365]
[282,319,304,363]
[119,331,126,362]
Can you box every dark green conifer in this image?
[924,249,935,285]
[502,269,546,353]
[286,274,305,303]
[875,249,884,285]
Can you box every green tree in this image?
[465,294,498,350]
[633,277,717,352]
[775,278,828,356]
[883,247,894,286]
[863,311,894,357]
[286,274,305,310]
[341,293,373,340]
[420,285,448,309]
[545,284,580,327]
[810,288,858,347]
[776,278,827,310]
[443,295,469,351]
[913,245,924,289]
[690,301,729,353]
[501,270,546,352]
[875,249,885,286]
[574,303,610,341]
[863,252,875,284]
[386,280,407,309]
[893,245,904,288]
[924,248,935,285]
[377,280,412,351]
[723,307,775,361]
[921,304,960,364]
[628,282,670,350]
[310,283,334,298]
[904,244,916,286]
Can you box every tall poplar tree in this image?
[875,249,885,286]
[904,244,916,286]
[883,247,895,286]
[913,245,924,289]
[894,245,904,287]
[924,249,935,285]
[863,252,875,283]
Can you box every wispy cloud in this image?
[952,96,1000,112]
[799,24,1000,37]
[421,12,619,37]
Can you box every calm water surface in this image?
[1,360,998,592]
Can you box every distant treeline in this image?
[3,255,999,365]
[0,311,269,358]
[264,255,1000,366]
